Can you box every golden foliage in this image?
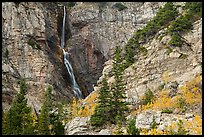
[147,128,168,135]
[133,74,202,115]
[31,112,37,126]
[67,92,98,120]
[84,91,98,104]
[131,75,202,135]
[140,114,202,135]
[165,115,202,135]
[178,75,202,105]
[186,114,202,135]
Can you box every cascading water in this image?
[61,6,83,99]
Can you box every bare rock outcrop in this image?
[68,2,165,93]
[2,2,74,111]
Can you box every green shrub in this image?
[36,43,41,50]
[158,31,168,42]
[123,2,178,69]
[5,49,9,58]
[112,3,128,11]
[168,34,184,47]
[126,117,140,135]
[28,38,41,50]
[143,89,154,105]
[166,2,201,48]
[90,114,105,127]
[161,108,173,114]
[168,15,193,35]
[139,46,148,55]
[98,2,106,12]
[152,2,178,27]
[158,83,165,90]
[184,2,202,18]
[166,47,173,55]
[177,120,188,135]
[150,115,157,129]
[124,45,135,67]
[177,97,187,113]
[67,2,76,8]
[169,119,188,135]
[28,38,36,48]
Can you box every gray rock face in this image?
[90,2,201,109]
[68,2,165,94]
[65,116,91,135]
[136,110,161,129]
[70,2,164,59]
[2,2,74,111]
[122,18,202,105]
[64,116,113,135]
[98,129,111,135]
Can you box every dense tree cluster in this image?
[124,2,179,68]
[2,80,64,135]
[124,2,201,68]
[2,80,34,135]
[90,46,129,128]
[167,2,202,47]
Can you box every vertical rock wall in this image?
[67,2,164,93]
[2,2,74,111]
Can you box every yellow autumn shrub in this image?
[67,91,98,120]
[133,74,202,115]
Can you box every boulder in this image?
[136,110,161,129]
[65,116,91,135]
[98,129,111,135]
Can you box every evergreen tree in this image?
[90,76,112,127]
[96,75,112,120]
[37,85,53,135]
[124,44,135,68]
[37,85,64,135]
[110,46,129,124]
[3,79,34,135]
[2,111,9,135]
[90,46,129,127]
[49,103,65,135]
[126,117,140,135]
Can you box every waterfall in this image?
[61,6,83,99]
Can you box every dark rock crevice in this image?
[68,36,105,96]
[42,4,75,101]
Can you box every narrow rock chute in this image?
[61,6,83,99]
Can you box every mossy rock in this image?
[112,3,128,11]
[27,38,41,50]
[161,108,173,114]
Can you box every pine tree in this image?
[37,85,65,135]
[97,75,112,118]
[110,46,129,124]
[90,76,112,127]
[3,79,34,135]
[50,103,65,135]
[2,111,9,135]
[126,117,140,135]
[124,44,135,68]
[37,85,53,135]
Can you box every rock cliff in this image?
[2,2,202,135]
[2,2,74,111]
[67,2,164,93]
[3,2,162,106]
[64,2,202,135]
